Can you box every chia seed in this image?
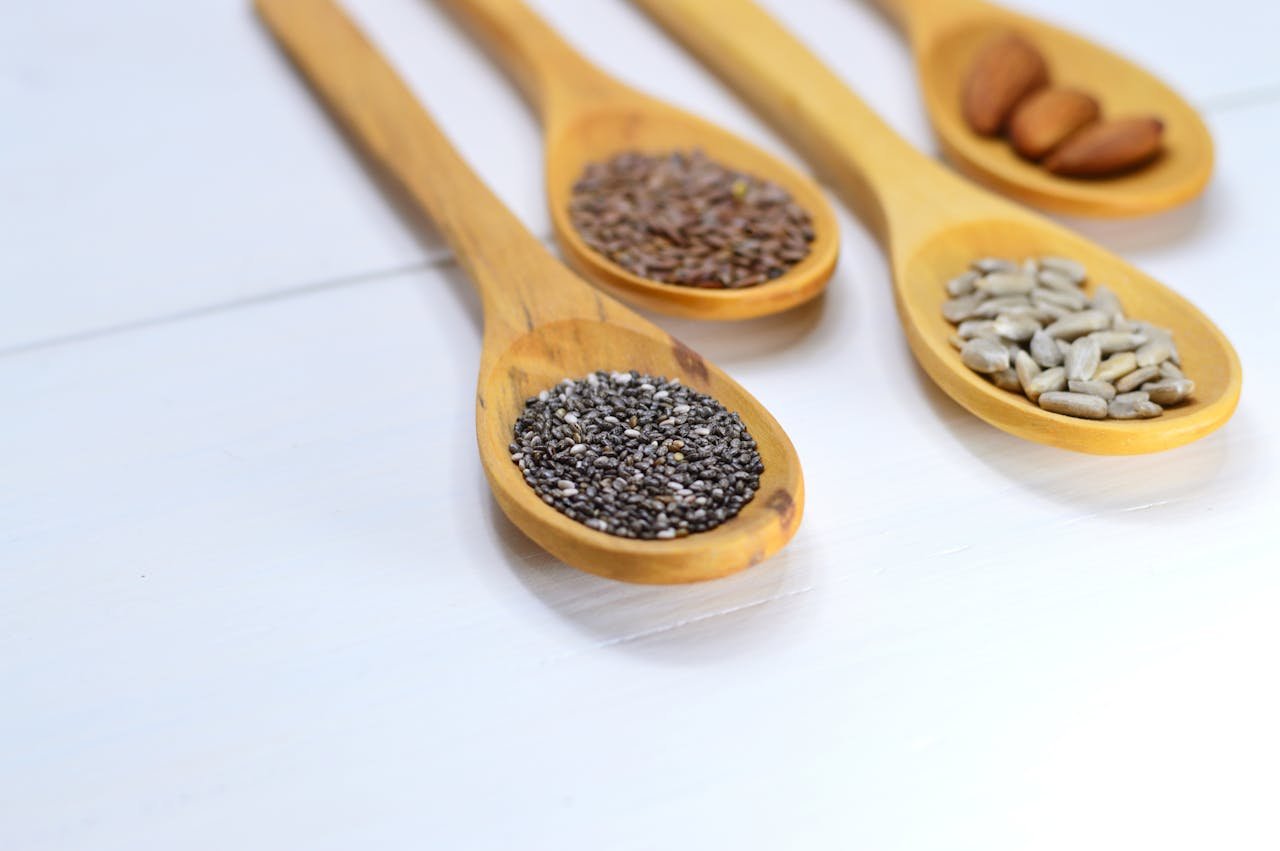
[509,371,763,539]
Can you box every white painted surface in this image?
[2,2,1277,849]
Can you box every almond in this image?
[1007,87,1100,160]
[1044,116,1165,177]
[962,32,1050,136]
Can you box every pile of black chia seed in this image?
[509,371,763,539]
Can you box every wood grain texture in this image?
[633,0,1241,454]
[3,2,1280,848]
[435,0,840,320]
[255,0,803,582]
[875,0,1214,217]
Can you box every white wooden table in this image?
[4,1,1278,848]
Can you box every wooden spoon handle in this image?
[255,0,572,342]
[869,0,980,42]
[437,0,634,122]
[633,0,991,251]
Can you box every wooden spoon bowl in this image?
[900,218,1239,452]
[439,0,840,319]
[257,0,803,582]
[878,0,1214,217]
[543,103,840,318]
[479,319,803,581]
[636,0,1241,454]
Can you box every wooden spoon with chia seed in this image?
[872,0,1214,217]
[255,0,803,582]
[434,0,840,320]
[635,0,1240,454]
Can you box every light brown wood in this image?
[635,0,1241,454]
[874,0,1213,217]
[254,0,804,582]
[435,0,839,320]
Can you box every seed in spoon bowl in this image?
[568,150,814,290]
[510,371,762,539]
[942,255,1194,420]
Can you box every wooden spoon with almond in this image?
[634,0,1240,454]
[874,0,1213,217]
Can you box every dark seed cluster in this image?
[509,371,764,539]
[569,149,815,289]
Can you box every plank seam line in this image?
[7,73,1280,362]
[0,257,449,359]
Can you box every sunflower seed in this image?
[1115,365,1161,393]
[942,255,1190,421]
[946,271,980,296]
[942,292,986,322]
[1033,286,1087,311]
[994,313,1041,342]
[1142,378,1195,406]
[1066,336,1102,381]
[990,367,1021,392]
[1068,379,1117,400]
[974,257,1018,274]
[1039,391,1108,419]
[1037,268,1081,293]
[1030,329,1064,367]
[1090,285,1123,320]
[1108,398,1163,419]
[1030,299,1072,322]
[1026,366,1066,401]
[958,319,999,340]
[1136,339,1173,368]
[1089,331,1147,355]
[1039,256,1087,283]
[1094,352,1138,383]
[972,295,1033,318]
[1045,310,1110,340]
[978,271,1036,295]
[961,338,1011,373]
[1014,350,1041,395]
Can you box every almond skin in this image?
[962,33,1050,136]
[1044,116,1165,177]
[1007,87,1101,160]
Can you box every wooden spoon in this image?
[255,0,804,583]
[635,0,1240,454]
[434,0,839,320]
[873,0,1214,217]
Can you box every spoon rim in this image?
[894,215,1242,454]
[542,103,842,319]
[476,318,806,582]
[913,11,1215,217]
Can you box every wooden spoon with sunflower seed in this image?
[635,0,1240,454]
